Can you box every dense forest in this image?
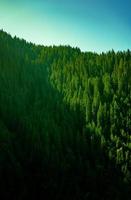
[0,30,131,200]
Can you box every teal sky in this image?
[0,0,131,52]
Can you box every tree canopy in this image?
[0,30,131,200]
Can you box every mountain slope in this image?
[0,30,131,200]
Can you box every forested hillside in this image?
[0,30,131,200]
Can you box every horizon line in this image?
[1,28,130,55]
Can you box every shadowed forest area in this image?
[0,30,131,200]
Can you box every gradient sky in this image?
[0,0,131,52]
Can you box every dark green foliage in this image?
[0,30,131,199]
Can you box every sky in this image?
[0,0,131,52]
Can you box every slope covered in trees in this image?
[0,30,131,200]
